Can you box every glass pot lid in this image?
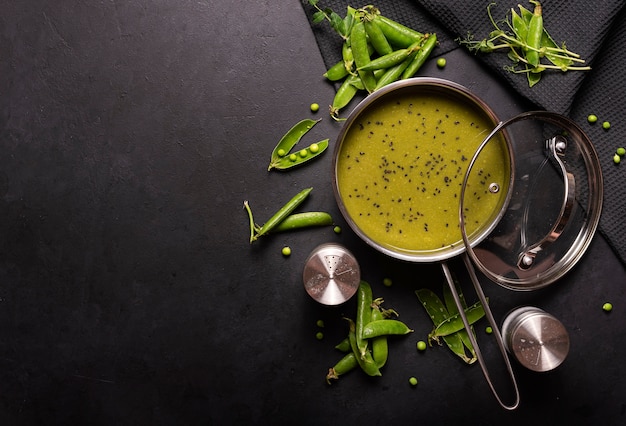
[460,111,603,290]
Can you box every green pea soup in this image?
[335,86,511,257]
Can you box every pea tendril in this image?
[458,2,590,86]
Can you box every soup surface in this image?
[336,89,510,255]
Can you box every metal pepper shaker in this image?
[501,306,570,372]
[303,243,360,305]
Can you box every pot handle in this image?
[517,135,576,270]
[441,257,520,410]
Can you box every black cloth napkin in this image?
[301,0,626,265]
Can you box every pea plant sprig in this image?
[416,280,486,364]
[458,1,590,87]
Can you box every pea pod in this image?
[401,33,437,79]
[415,287,477,363]
[443,278,477,363]
[269,139,329,170]
[347,318,381,377]
[364,18,393,56]
[334,337,351,353]
[350,21,377,93]
[370,305,388,369]
[341,41,356,75]
[323,60,349,81]
[375,15,424,48]
[272,211,333,232]
[518,4,573,71]
[430,299,487,339]
[415,288,448,325]
[357,45,417,72]
[355,280,373,358]
[330,74,360,119]
[374,43,419,90]
[268,119,320,171]
[246,187,312,243]
[510,8,528,41]
[525,1,543,67]
[361,319,414,339]
[326,352,358,384]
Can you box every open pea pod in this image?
[442,283,479,363]
[415,288,449,326]
[416,287,481,364]
[269,139,329,171]
[430,300,486,339]
[268,118,321,170]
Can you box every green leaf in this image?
[330,12,345,36]
[312,11,325,24]
[527,70,541,87]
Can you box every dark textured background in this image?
[1,0,626,424]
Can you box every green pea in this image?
[617,147,626,156]
[281,246,291,256]
[333,226,342,234]
[587,114,598,123]
[603,121,611,130]
[383,277,393,287]
[416,340,427,351]
[614,154,621,164]
[277,148,286,157]
[268,119,320,170]
[409,376,418,386]
[310,103,320,112]
[603,302,613,312]
[316,319,325,328]
[436,57,447,68]
[486,326,493,334]
[275,139,329,170]
[315,331,324,340]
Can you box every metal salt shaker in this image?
[302,243,360,305]
[501,306,570,372]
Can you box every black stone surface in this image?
[1,1,625,424]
